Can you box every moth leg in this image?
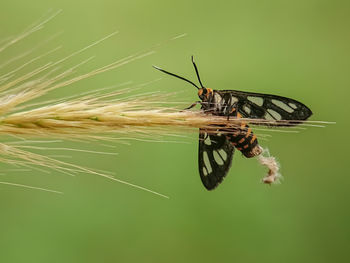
[182,101,202,111]
[226,106,237,121]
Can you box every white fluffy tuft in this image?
[256,147,282,185]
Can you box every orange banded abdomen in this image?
[226,111,262,158]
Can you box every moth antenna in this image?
[191,56,205,89]
[153,65,199,89]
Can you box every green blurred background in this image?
[0,0,349,262]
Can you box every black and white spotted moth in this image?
[154,57,312,190]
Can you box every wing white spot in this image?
[267,109,282,120]
[231,97,238,105]
[218,149,227,161]
[272,99,294,113]
[248,96,264,106]
[202,167,208,176]
[222,105,228,114]
[288,102,298,109]
[214,150,224,165]
[203,151,212,174]
[214,93,222,103]
[204,134,211,145]
[243,105,251,115]
[214,93,223,111]
[265,113,274,120]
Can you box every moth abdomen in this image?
[227,110,262,158]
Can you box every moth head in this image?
[198,87,213,101]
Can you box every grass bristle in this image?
[0,11,330,196]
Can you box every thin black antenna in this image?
[191,56,205,88]
[153,65,199,89]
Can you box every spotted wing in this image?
[198,129,235,190]
[217,90,313,126]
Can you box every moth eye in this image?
[203,89,207,95]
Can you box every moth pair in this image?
[154,57,312,190]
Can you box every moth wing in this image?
[198,129,235,190]
[218,90,312,126]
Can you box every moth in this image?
[154,57,312,190]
